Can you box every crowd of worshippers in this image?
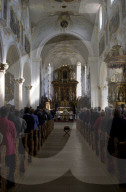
[0,105,54,189]
[78,106,126,158]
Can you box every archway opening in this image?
[40,34,91,111]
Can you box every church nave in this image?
[15,122,118,192]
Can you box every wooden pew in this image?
[34,130,38,156]
[0,145,7,192]
[0,120,54,191]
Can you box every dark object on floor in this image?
[64,126,71,136]
[6,180,15,190]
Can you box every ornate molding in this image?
[0,63,9,72]
[98,84,107,90]
[104,45,126,68]
[15,78,25,85]
[25,85,32,90]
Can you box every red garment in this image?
[0,117,17,155]
[93,116,104,134]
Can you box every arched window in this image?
[77,62,82,97]
[99,6,103,30]
[48,63,52,99]
[111,0,115,4]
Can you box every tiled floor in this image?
[16,122,120,192]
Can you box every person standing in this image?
[0,106,17,189]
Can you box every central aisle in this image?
[17,122,118,192]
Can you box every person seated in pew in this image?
[100,107,113,162]
[93,111,105,156]
[30,108,39,131]
[10,110,27,137]
[0,106,17,189]
[13,110,27,172]
[23,107,35,162]
[23,107,35,133]
[35,107,46,126]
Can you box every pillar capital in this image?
[25,85,32,90]
[15,78,25,85]
[0,63,9,72]
[98,84,107,90]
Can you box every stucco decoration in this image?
[109,8,120,39]
[99,35,105,56]
[60,20,69,28]
[121,0,126,19]
[10,7,20,40]
[25,35,30,54]
[5,72,14,103]
[104,45,126,68]
[3,0,7,20]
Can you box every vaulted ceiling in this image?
[41,34,87,68]
[29,0,101,27]
[29,0,101,67]
[29,0,101,43]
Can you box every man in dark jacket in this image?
[23,107,34,133]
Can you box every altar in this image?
[55,107,75,121]
[52,65,78,113]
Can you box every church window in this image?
[99,6,103,30]
[48,64,52,99]
[111,0,115,4]
[77,62,82,98]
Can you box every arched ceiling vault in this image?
[29,0,102,53]
[41,34,87,69]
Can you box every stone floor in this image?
[15,122,122,192]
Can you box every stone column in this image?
[32,57,41,108]
[25,85,32,107]
[14,78,25,110]
[98,84,108,110]
[88,57,99,108]
[0,63,9,107]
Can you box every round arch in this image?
[36,32,93,59]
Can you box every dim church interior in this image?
[0,0,126,192]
